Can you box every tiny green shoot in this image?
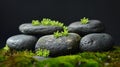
[3,45,10,51]
[32,18,63,27]
[54,26,68,38]
[54,31,62,38]
[62,26,68,36]
[32,20,40,26]
[80,17,89,24]
[36,48,50,57]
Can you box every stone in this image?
[19,23,63,35]
[32,56,49,61]
[79,33,114,51]
[68,20,105,36]
[6,34,37,50]
[35,33,81,56]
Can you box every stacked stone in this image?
[6,19,114,57]
[6,23,81,56]
[68,20,114,52]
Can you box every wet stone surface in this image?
[68,20,105,36]
[6,34,37,50]
[32,56,49,61]
[19,23,63,35]
[79,33,114,51]
[35,33,81,56]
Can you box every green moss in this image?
[32,18,63,27]
[0,55,5,62]
[0,46,120,67]
[3,45,10,51]
[40,18,63,27]
[78,52,108,63]
[32,20,40,26]
[54,26,68,38]
[35,48,50,57]
[0,55,36,67]
[35,55,99,67]
[80,17,89,24]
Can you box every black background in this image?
[0,0,120,48]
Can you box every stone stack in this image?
[6,23,81,56]
[68,20,114,52]
[6,19,114,57]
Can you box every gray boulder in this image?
[6,34,37,50]
[79,33,114,51]
[19,23,63,35]
[68,20,105,36]
[35,33,81,56]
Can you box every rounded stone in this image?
[79,33,114,51]
[19,23,63,35]
[6,34,37,50]
[35,33,81,56]
[32,56,49,61]
[68,20,105,36]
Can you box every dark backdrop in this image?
[0,0,120,48]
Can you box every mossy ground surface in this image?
[0,46,120,67]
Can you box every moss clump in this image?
[0,49,36,67]
[54,26,68,38]
[35,48,50,57]
[35,55,99,67]
[78,52,108,63]
[0,46,120,67]
[0,55,37,67]
[0,55,5,62]
[80,17,89,24]
[32,18,63,27]
[3,45,10,51]
[32,20,40,26]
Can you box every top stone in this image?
[68,20,105,36]
[19,23,63,35]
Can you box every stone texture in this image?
[79,33,114,51]
[19,23,63,35]
[35,33,81,56]
[6,34,37,50]
[32,56,49,61]
[68,20,105,36]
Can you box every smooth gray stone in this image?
[19,23,63,35]
[68,20,105,36]
[6,34,37,50]
[79,33,114,51]
[32,56,49,61]
[35,33,81,56]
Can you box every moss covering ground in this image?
[0,46,120,67]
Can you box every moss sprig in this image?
[3,45,10,51]
[32,18,63,27]
[36,48,50,57]
[54,26,68,38]
[32,20,40,26]
[80,17,89,24]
